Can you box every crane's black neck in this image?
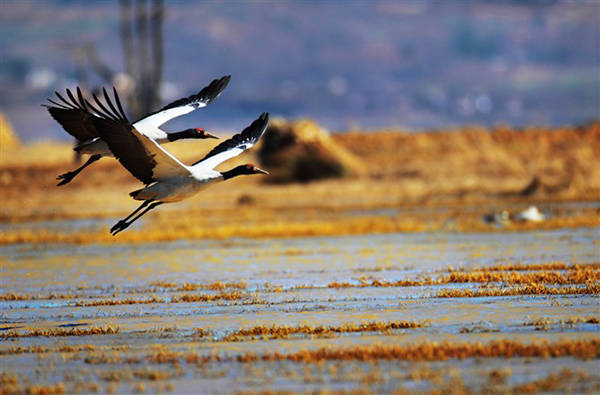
[167,129,195,142]
[221,166,246,180]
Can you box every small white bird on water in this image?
[515,206,545,222]
[85,90,269,235]
[44,75,230,185]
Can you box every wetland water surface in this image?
[1,227,599,393]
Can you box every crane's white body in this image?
[132,170,223,202]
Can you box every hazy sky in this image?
[1,0,598,140]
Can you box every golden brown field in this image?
[1,122,599,243]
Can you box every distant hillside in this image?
[1,0,598,140]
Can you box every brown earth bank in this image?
[0,122,598,238]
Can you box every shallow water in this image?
[1,227,599,393]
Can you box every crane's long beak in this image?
[254,167,269,175]
[205,131,219,139]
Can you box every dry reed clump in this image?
[446,262,600,272]
[488,367,512,384]
[146,346,181,365]
[234,338,600,363]
[258,118,365,182]
[327,278,434,289]
[563,316,600,324]
[74,296,164,307]
[510,369,576,393]
[323,267,599,290]
[222,321,425,342]
[0,292,86,301]
[439,269,600,285]
[0,381,67,395]
[436,283,599,298]
[98,370,134,382]
[523,316,600,330]
[0,344,99,356]
[0,372,18,388]
[170,291,247,303]
[192,328,210,338]
[23,383,67,395]
[133,369,176,381]
[149,281,247,291]
[84,352,141,365]
[71,291,247,307]
[0,325,119,338]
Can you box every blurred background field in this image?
[1,1,599,394]
[1,120,599,242]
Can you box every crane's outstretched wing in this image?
[43,87,99,142]
[133,75,231,130]
[192,112,269,171]
[86,88,190,185]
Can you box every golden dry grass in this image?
[336,122,600,200]
[73,296,165,307]
[71,291,248,306]
[522,317,600,330]
[439,269,600,285]
[1,122,599,244]
[1,211,598,245]
[0,292,84,301]
[149,281,247,291]
[220,321,425,342]
[0,325,119,339]
[233,338,600,363]
[170,291,247,303]
[322,265,599,289]
[0,344,130,356]
[436,283,599,298]
[446,262,600,272]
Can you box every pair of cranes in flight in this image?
[45,76,270,235]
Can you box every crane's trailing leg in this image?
[110,200,151,233]
[57,154,102,186]
[111,201,163,236]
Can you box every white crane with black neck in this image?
[85,90,269,235]
[44,75,230,185]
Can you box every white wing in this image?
[193,147,247,172]
[132,75,231,134]
[192,113,269,171]
[133,104,203,140]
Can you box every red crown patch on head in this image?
[247,163,254,167]
[195,128,204,132]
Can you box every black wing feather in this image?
[44,88,99,141]
[134,75,231,123]
[76,87,89,111]
[193,112,269,166]
[85,90,160,184]
[113,87,127,119]
[92,92,119,121]
[89,116,156,185]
